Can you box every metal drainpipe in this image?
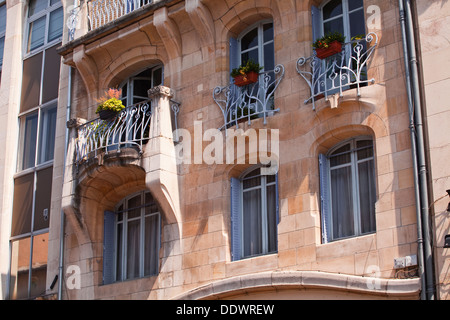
[399,0,435,300]
[398,0,425,300]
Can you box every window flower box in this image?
[231,60,262,87]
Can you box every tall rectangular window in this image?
[9,0,62,300]
[0,3,6,83]
[230,167,279,261]
[319,137,377,243]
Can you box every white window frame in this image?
[237,20,274,73]
[120,65,164,106]
[113,191,161,282]
[324,136,376,241]
[319,0,365,42]
[25,0,63,57]
[239,167,277,259]
[0,2,6,71]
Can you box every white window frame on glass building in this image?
[0,1,6,78]
[8,0,62,300]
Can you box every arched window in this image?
[315,0,365,43]
[103,191,161,284]
[236,21,274,76]
[120,65,163,106]
[230,167,278,261]
[319,137,376,243]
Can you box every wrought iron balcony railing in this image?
[75,100,152,164]
[87,0,153,30]
[213,65,285,131]
[296,33,378,110]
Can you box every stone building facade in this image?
[0,0,449,300]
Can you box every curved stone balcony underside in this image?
[173,270,421,300]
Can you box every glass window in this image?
[0,3,6,70]
[239,22,274,74]
[120,65,163,106]
[241,167,277,258]
[325,138,376,241]
[27,0,63,52]
[321,0,365,40]
[112,191,161,282]
[9,0,62,300]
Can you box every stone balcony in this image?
[74,89,180,165]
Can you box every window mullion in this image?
[350,140,361,236]
[261,175,268,254]
[139,205,145,278]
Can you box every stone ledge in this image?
[171,270,421,300]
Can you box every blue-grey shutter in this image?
[230,177,241,261]
[275,173,279,224]
[230,37,240,81]
[311,5,322,43]
[319,154,331,244]
[103,210,115,285]
[311,5,322,96]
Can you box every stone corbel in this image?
[154,7,182,62]
[72,44,99,104]
[186,0,215,58]
[144,86,182,231]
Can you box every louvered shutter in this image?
[230,177,241,261]
[319,154,331,243]
[103,211,115,284]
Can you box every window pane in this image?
[349,0,364,11]
[358,160,376,234]
[127,194,141,219]
[12,174,34,236]
[28,16,46,52]
[34,166,53,231]
[126,219,140,279]
[133,79,150,101]
[243,189,262,257]
[331,166,354,239]
[323,17,344,36]
[152,67,163,87]
[349,9,366,38]
[28,0,48,17]
[0,5,6,34]
[330,143,351,167]
[241,27,258,51]
[38,105,57,164]
[0,36,4,67]
[144,214,159,276]
[9,237,31,300]
[30,233,48,298]
[266,184,277,253]
[42,45,61,103]
[21,52,43,112]
[241,48,259,66]
[19,113,38,170]
[263,23,273,43]
[48,6,63,42]
[357,140,373,160]
[116,223,123,281]
[243,175,261,189]
[323,0,343,20]
[264,43,274,72]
